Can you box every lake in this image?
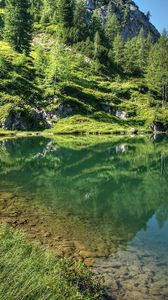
[0,135,168,300]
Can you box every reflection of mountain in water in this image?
[0,136,168,252]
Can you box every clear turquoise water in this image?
[0,136,168,299]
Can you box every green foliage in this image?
[0,54,10,78]
[120,31,152,75]
[154,108,168,127]
[0,7,4,37]
[0,226,105,300]
[146,32,168,98]
[122,37,139,74]
[40,0,58,24]
[33,45,48,82]
[111,34,124,68]
[57,0,75,42]
[72,0,89,43]
[58,0,74,28]
[30,0,43,22]
[0,41,42,130]
[104,8,120,45]
[1,0,167,132]
[4,0,33,54]
[0,0,5,8]
[90,9,103,39]
[136,30,153,72]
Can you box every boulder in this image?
[115,109,128,120]
[152,122,168,133]
[86,0,96,10]
[47,103,73,120]
[102,104,112,114]
[2,108,51,131]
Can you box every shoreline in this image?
[0,128,158,138]
[0,190,110,266]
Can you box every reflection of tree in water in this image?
[0,136,168,253]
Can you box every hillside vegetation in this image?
[0,0,168,133]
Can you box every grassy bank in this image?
[0,226,105,300]
[0,129,41,137]
[47,114,150,135]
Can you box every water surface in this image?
[0,135,168,299]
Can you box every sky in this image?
[135,0,168,33]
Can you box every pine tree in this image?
[47,41,73,89]
[41,0,58,24]
[104,8,120,45]
[146,32,168,104]
[58,0,74,28]
[112,34,124,68]
[90,9,103,40]
[123,37,139,75]
[136,29,152,73]
[30,0,42,21]
[72,0,88,42]
[4,0,33,54]
[0,54,10,78]
[93,31,102,71]
[0,0,5,8]
[84,37,94,58]
[94,31,101,59]
[57,0,75,43]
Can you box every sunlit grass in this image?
[0,226,105,300]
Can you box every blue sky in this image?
[135,0,168,33]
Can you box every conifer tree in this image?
[94,31,101,59]
[146,32,168,104]
[136,29,152,73]
[30,0,42,21]
[112,34,124,68]
[90,9,103,40]
[4,0,33,54]
[41,0,58,23]
[104,8,120,45]
[84,37,94,58]
[123,37,139,74]
[58,0,74,28]
[93,31,102,71]
[72,0,88,42]
[0,0,5,8]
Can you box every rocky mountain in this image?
[86,0,160,40]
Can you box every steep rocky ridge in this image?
[86,0,160,40]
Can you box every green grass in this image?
[0,41,18,60]
[47,114,149,134]
[44,70,163,134]
[0,226,105,300]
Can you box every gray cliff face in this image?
[86,0,160,41]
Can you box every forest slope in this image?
[0,0,168,133]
